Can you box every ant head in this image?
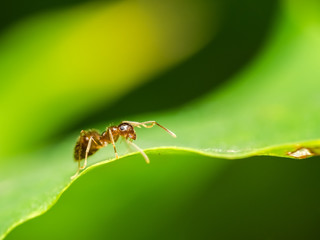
[118,123,136,140]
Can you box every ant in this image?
[71,121,176,179]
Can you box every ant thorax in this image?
[100,123,136,145]
[100,126,119,145]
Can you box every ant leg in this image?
[124,138,133,152]
[80,136,93,170]
[122,121,176,138]
[126,139,150,164]
[71,161,81,179]
[109,129,119,159]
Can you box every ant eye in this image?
[119,125,128,131]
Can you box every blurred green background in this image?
[2,0,320,239]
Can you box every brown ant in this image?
[71,121,176,179]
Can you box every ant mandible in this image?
[71,121,176,179]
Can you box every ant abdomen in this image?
[74,130,102,161]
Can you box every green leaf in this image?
[2,0,320,239]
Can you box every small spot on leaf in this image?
[287,147,314,159]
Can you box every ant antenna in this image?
[122,121,176,138]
